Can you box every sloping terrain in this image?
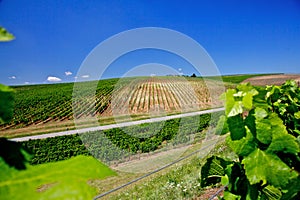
[242,74,300,86]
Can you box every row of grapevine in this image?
[110,76,224,116]
[2,77,225,134]
[22,112,220,165]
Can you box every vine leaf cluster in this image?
[202,80,300,200]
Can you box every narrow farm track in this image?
[10,107,224,142]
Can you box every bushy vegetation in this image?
[201,80,300,199]
[22,113,216,165]
[22,135,91,165]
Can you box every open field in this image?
[242,74,300,86]
[206,73,281,84]
[1,76,227,137]
[1,74,271,138]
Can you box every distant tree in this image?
[191,73,197,77]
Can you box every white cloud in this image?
[65,71,72,76]
[81,75,89,78]
[24,82,29,84]
[47,76,62,82]
[8,76,16,79]
[178,68,182,72]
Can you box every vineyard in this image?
[22,112,218,165]
[1,76,299,199]
[1,76,226,137]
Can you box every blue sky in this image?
[0,0,299,85]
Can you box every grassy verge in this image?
[93,137,232,200]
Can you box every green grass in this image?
[0,155,116,200]
[101,139,232,200]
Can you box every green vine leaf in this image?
[229,102,243,117]
[256,119,272,145]
[242,148,298,188]
[200,156,231,187]
[0,84,15,124]
[0,27,15,42]
[294,111,300,119]
[267,131,299,154]
[223,191,241,200]
[227,127,256,157]
[216,115,229,135]
[242,92,253,110]
[267,113,300,154]
[202,80,300,199]
[227,115,246,140]
[224,89,242,117]
[262,185,282,200]
[254,107,268,120]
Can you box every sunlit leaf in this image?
[254,107,268,120]
[0,27,15,42]
[242,92,253,110]
[0,156,116,200]
[225,89,237,116]
[242,149,298,188]
[294,111,300,119]
[256,119,272,145]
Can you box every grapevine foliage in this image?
[22,113,215,165]
[201,80,300,199]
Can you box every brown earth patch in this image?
[242,74,300,86]
[195,187,224,199]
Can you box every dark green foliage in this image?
[22,113,215,164]
[22,135,91,165]
[0,84,29,170]
[0,84,14,124]
[265,80,300,137]
[0,138,31,170]
[200,156,231,187]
